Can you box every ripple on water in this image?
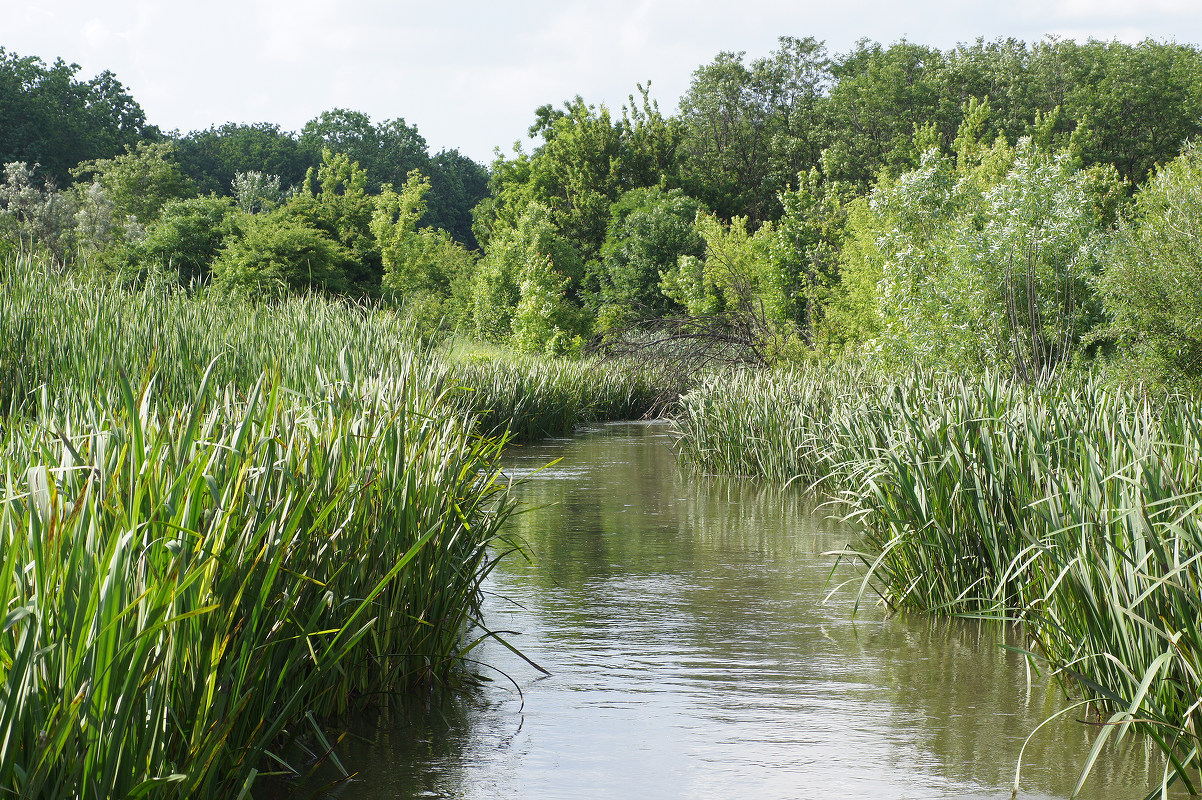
[284,422,1183,800]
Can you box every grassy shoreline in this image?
[674,365,1202,792]
[0,255,666,797]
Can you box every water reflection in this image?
[297,422,1178,799]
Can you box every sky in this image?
[3,0,1202,165]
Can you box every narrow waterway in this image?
[311,422,1172,799]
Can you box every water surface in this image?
[311,422,1173,799]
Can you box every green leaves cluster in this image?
[827,106,1117,376]
[0,137,472,326]
[0,48,156,185]
[1103,142,1202,383]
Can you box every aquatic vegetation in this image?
[0,364,518,797]
[0,253,666,797]
[675,366,1202,792]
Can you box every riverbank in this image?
[673,365,1202,794]
[0,255,669,798]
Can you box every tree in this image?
[0,161,78,262]
[1103,142,1202,382]
[824,115,1115,377]
[598,186,705,318]
[285,149,380,294]
[823,39,948,187]
[661,211,783,320]
[299,109,429,193]
[422,149,489,249]
[299,109,487,247]
[232,171,288,214]
[678,37,832,223]
[511,251,583,356]
[0,48,156,186]
[370,169,432,296]
[174,122,311,196]
[771,170,853,343]
[468,202,582,342]
[476,86,685,328]
[1031,38,1202,184]
[71,141,193,224]
[211,210,351,295]
[114,195,237,286]
[524,96,625,266]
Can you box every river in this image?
[302,421,1173,799]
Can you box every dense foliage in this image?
[6,35,1202,379]
[0,254,667,798]
[6,29,1202,798]
[0,48,157,185]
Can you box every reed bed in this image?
[0,253,666,798]
[675,366,1202,793]
[0,255,665,437]
[0,364,517,797]
[454,353,665,441]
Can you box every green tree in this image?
[661,211,782,319]
[771,170,853,343]
[480,87,684,277]
[823,39,948,187]
[511,252,583,356]
[678,36,831,223]
[422,148,489,248]
[71,141,193,225]
[1030,38,1202,184]
[285,149,380,294]
[114,195,237,286]
[468,202,582,342]
[524,96,625,266]
[300,109,429,193]
[211,210,351,295]
[825,121,1114,376]
[232,171,288,214]
[174,122,311,196]
[0,49,156,186]
[370,169,443,305]
[598,186,705,318]
[1103,142,1202,381]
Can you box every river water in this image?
[308,422,1173,799]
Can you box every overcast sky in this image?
[3,1,1201,164]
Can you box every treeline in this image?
[468,36,1202,385]
[4,36,1202,383]
[0,47,488,250]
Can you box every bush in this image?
[1103,141,1202,384]
[211,210,352,295]
[111,195,236,286]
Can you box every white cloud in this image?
[80,19,111,49]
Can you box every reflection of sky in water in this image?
[300,423,1178,800]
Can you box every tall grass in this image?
[454,352,665,440]
[0,253,665,798]
[0,255,665,436]
[0,363,518,797]
[675,366,1202,793]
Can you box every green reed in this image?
[0,255,664,436]
[0,356,525,798]
[453,352,665,441]
[0,252,666,798]
[675,365,1202,794]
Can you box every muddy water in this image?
[309,422,1172,799]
